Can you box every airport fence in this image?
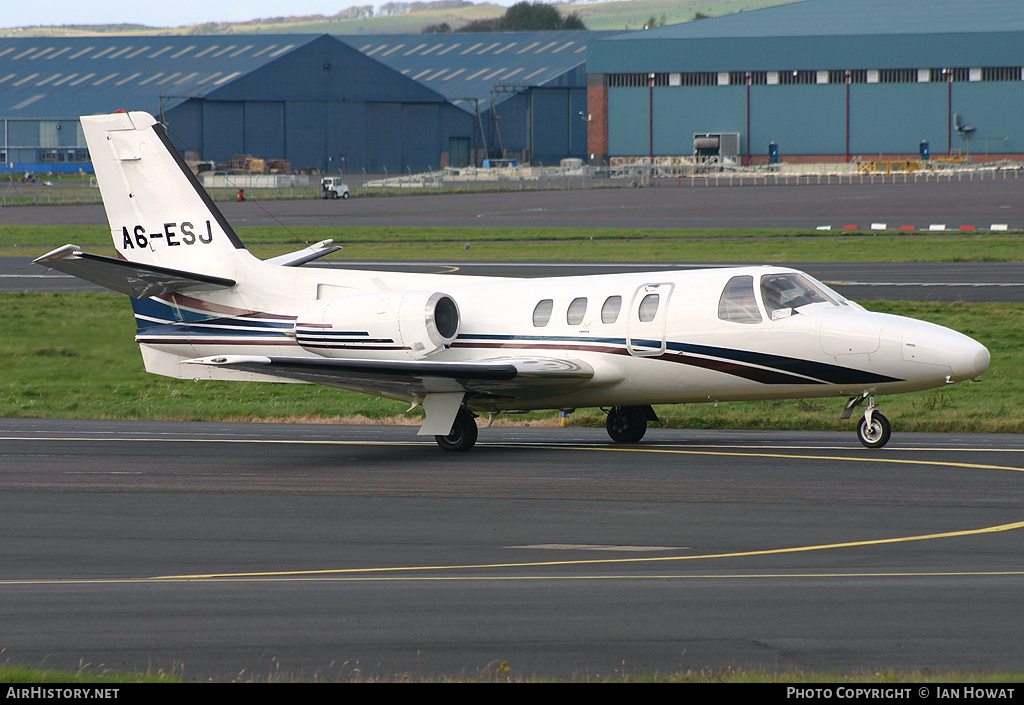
[3,161,1023,207]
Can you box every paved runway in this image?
[4,177,1024,229]
[2,418,1023,680]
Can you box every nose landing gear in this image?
[844,395,891,449]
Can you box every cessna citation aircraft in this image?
[35,111,990,451]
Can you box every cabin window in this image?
[718,275,762,323]
[760,273,838,316]
[567,297,588,325]
[532,299,553,327]
[601,295,622,324]
[638,293,660,322]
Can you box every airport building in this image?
[586,0,1024,165]
[2,0,1022,174]
[0,31,611,174]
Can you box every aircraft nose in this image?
[902,321,989,382]
[948,337,990,382]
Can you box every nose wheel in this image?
[857,410,891,448]
[845,395,892,449]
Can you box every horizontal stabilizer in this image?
[33,244,236,298]
[264,239,343,267]
[184,354,595,400]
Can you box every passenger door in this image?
[626,283,673,357]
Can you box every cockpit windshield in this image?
[760,273,840,315]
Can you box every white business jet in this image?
[35,112,989,451]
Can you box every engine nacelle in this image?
[294,290,460,359]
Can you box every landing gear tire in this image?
[857,412,891,449]
[606,405,648,444]
[435,407,478,452]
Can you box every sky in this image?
[2,1,514,30]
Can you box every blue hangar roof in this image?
[0,35,327,117]
[337,30,623,111]
[590,0,1024,73]
[634,0,1024,39]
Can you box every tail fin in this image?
[81,111,253,279]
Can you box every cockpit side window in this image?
[718,275,762,324]
[760,273,838,316]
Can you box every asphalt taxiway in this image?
[2,418,1023,680]
[4,176,1024,229]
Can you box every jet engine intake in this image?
[294,290,460,359]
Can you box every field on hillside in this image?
[2,0,800,36]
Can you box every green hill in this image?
[2,0,799,36]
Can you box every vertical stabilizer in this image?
[81,111,252,279]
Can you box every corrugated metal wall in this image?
[608,80,1024,158]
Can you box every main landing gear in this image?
[435,406,478,452]
[844,395,892,449]
[605,405,658,444]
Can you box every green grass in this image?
[0,664,178,683]
[0,292,1016,433]
[5,224,1024,263]
[1,663,1021,683]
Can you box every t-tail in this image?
[32,112,285,379]
[34,111,293,319]
[83,110,255,279]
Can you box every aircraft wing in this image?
[33,245,236,298]
[184,354,595,400]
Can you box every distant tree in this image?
[423,22,452,33]
[498,2,565,31]
[444,2,585,34]
[563,11,586,30]
[455,18,501,32]
[692,11,710,20]
[643,14,667,29]
[186,22,229,35]
[338,5,374,19]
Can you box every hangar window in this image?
[677,72,718,87]
[601,296,622,324]
[778,70,816,85]
[929,68,970,82]
[567,297,588,325]
[532,299,553,327]
[879,69,917,83]
[608,73,669,88]
[718,275,762,324]
[982,67,1023,82]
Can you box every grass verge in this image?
[2,663,1022,683]
[3,224,1024,262]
